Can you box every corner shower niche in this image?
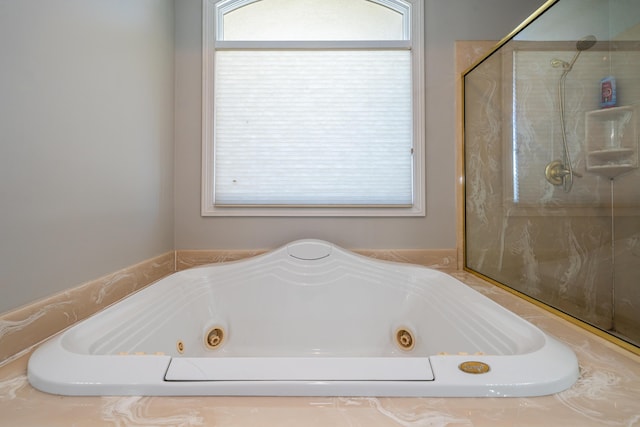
[585,105,639,179]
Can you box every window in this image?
[202,0,424,216]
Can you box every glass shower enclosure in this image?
[463,0,640,352]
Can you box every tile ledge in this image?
[0,252,175,364]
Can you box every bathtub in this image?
[28,239,579,397]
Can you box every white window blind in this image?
[214,50,413,206]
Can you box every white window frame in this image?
[202,0,425,217]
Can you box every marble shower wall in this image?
[464,41,640,346]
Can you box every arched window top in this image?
[214,0,412,41]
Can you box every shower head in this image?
[551,35,597,71]
[576,35,597,51]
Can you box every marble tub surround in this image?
[176,248,458,272]
[1,272,639,427]
[0,252,175,365]
[176,249,267,271]
[355,249,457,272]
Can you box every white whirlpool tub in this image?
[28,239,579,397]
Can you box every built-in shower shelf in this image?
[588,148,635,161]
[586,105,635,120]
[585,105,638,179]
[585,164,637,179]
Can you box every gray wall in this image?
[0,0,544,315]
[0,0,175,314]
[173,0,545,250]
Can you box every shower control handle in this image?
[545,160,582,186]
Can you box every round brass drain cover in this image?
[459,361,490,374]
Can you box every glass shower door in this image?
[463,0,640,350]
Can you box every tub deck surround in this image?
[27,239,577,397]
[0,252,175,364]
[1,271,639,426]
[175,248,458,272]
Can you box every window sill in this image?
[201,204,425,217]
